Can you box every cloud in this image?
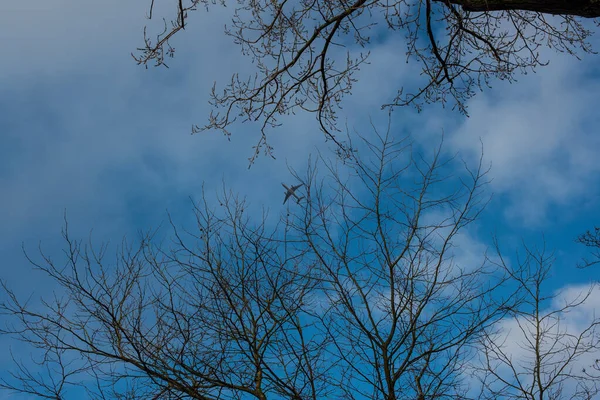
[446,53,600,227]
[473,282,600,398]
[0,0,342,311]
[1,2,600,397]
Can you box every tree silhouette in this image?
[133,0,599,162]
[2,129,599,399]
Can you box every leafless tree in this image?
[133,0,599,163]
[286,126,520,399]
[3,126,591,399]
[1,197,328,399]
[474,240,600,399]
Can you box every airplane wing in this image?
[291,183,303,191]
[283,192,292,204]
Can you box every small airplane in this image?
[282,183,304,204]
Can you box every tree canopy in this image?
[134,0,599,162]
[2,131,600,399]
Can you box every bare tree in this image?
[286,127,519,399]
[3,127,592,399]
[475,240,600,399]
[1,200,329,399]
[133,0,599,162]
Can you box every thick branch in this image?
[442,0,600,18]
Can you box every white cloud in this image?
[0,0,330,314]
[473,282,600,398]
[1,1,600,396]
[447,54,600,227]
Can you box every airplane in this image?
[282,183,304,204]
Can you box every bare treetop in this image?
[2,126,600,399]
[134,0,598,163]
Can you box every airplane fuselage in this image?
[282,183,304,204]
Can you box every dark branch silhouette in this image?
[133,0,599,163]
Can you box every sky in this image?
[1,0,600,398]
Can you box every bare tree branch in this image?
[441,0,600,18]
[576,226,600,268]
[132,0,599,163]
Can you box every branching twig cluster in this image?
[133,0,598,164]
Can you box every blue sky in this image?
[1,0,600,398]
